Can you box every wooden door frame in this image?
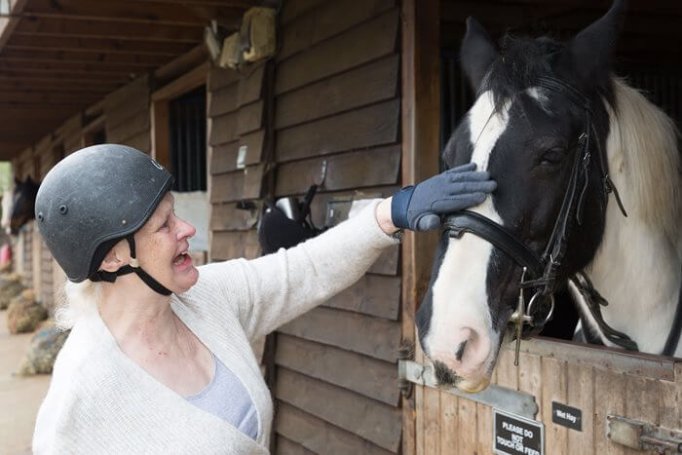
[150,62,209,168]
[401,1,441,454]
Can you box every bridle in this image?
[443,76,639,362]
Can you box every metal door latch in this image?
[607,415,682,454]
[398,360,538,419]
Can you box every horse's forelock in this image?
[481,35,564,107]
[607,78,682,242]
[481,34,616,115]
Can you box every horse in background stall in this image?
[416,0,682,393]
[1,177,40,235]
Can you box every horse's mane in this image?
[607,78,682,245]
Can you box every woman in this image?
[32,144,495,454]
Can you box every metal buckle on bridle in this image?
[510,268,555,366]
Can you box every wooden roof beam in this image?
[0,62,142,77]
[21,0,209,26]
[134,0,259,7]
[0,78,118,92]
[14,17,203,42]
[153,44,208,86]
[6,34,193,55]
[0,110,75,122]
[0,48,172,67]
[0,91,102,105]
[0,64,155,80]
[0,70,131,84]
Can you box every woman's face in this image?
[134,192,198,294]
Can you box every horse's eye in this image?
[539,148,566,166]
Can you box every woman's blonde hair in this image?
[55,280,101,329]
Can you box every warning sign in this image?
[493,409,544,455]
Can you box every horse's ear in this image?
[460,17,498,93]
[567,0,626,85]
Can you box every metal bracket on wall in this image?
[607,415,682,453]
[398,360,538,419]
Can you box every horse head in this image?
[417,0,629,392]
[8,176,40,235]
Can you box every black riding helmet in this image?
[35,144,174,294]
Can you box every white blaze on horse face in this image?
[423,91,510,387]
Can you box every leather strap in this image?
[444,211,543,277]
[571,272,638,351]
[89,235,172,296]
[662,268,682,356]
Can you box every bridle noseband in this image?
[443,76,637,361]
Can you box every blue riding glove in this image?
[391,163,496,231]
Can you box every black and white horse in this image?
[417,0,682,393]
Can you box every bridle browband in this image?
[444,76,639,355]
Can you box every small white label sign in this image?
[236,145,247,169]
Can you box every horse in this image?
[416,0,682,394]
[2,177,40,235]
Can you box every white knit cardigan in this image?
[33,201,398,454]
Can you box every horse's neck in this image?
[585,152,682,356]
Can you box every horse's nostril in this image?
[59,205,68,215]
[37,212,44,222]
[455,340,468,362]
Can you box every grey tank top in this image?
[185,354,259,440]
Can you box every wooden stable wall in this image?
[269,1,404,453]
[412,340,682,455]
[105,75,151,153]
[207,63,268,261]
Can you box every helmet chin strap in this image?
[90,235,172,296]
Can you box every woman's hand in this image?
[387,163,496,232]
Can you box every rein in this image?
[444,76,639,356]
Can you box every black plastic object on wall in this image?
[257,185,323,255]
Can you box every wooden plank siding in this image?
[412,339,682,455]
[208,63,268,262]
[104,75,151,152]
[276,402,395,455]
[271,1,403,453]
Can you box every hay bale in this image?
[18,320,70,376]
[0,273,25,310]
[7,289,48,334]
